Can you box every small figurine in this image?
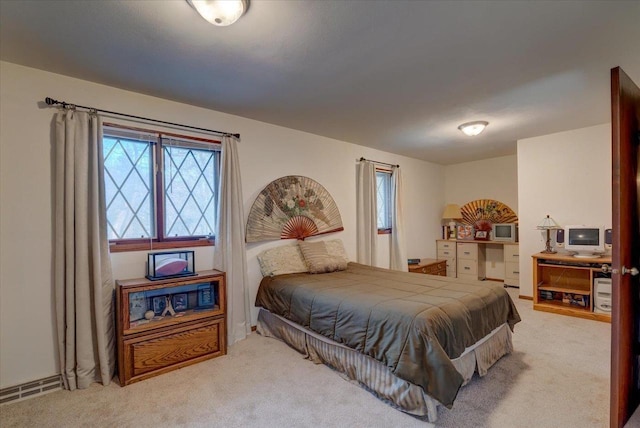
[161,295,176,317]
[144,310,155,320]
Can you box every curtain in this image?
[213,135,251,345]
[54,109,115,390]
[390,167,407,271]
[356,160,377,266]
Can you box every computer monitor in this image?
[564,225,605,258]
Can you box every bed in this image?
[254,240,521,422]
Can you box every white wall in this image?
[517,124,612,297]
[444,155,518,279]
[444,154,518,213]
[0,61,444,387]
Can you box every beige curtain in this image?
[356,160,377,265]
[54,109,115,390]
[214,135,251,345]
[390,167,407,271]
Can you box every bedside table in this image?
[408,259,447,276]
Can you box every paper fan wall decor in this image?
[246,176,344,242]
[459,199,518,225]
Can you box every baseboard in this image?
[0,375,62,405]
[519,295,533,301]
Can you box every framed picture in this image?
[152,296,167,315]
[172,293,188,312]
[129,292,147,321]
[197,283,214,309]
[457,225,473,240]
[474,230,490,241]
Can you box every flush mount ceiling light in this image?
[187,0,249,26]
[458,121,489,137]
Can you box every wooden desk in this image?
[532,252,612,322]
[408,259,447,276]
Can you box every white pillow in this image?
[325,239,349,264]
[257,244,309,277]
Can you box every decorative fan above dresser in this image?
[245,176,344,242]
[459,199,518,225]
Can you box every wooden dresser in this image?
[408,258,447,276]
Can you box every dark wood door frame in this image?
[610,66,640,428]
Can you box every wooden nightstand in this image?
[408,259,447,276]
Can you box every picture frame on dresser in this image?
[457,225,473,240]
[474,230,490,241]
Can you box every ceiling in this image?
[1,1,639,165]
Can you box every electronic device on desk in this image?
[491,223,517,242]
[407,258,421,265]
[564,225,605,258]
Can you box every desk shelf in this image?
[532,253,611,322]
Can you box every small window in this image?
[376,170,392,232]
[103,124,220,251]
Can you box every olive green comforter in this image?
[255,262,521,407]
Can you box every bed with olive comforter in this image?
[255,262,521,417]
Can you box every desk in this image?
[436,239,520,286]
[532,252,612,322]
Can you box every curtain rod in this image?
[44,97,240,139]
[358,157,399,168]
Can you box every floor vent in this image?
[0,375,62,405]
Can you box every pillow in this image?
[324,239,349,264]
[298,240,348,274]
[257,245,309,277]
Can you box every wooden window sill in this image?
[109,239,214,253]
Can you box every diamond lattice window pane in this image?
[103,136,154,239]
[164,145,217,238]
[376,172,391,230]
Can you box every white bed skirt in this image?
[257,308,513,422]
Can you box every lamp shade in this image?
[536,215,561,230]
[442,204,462,220]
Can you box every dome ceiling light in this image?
[187,0,249,26]
[458,121,489,136]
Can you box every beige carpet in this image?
[0,289,610,428]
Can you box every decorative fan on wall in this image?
[459,199,518,225]
[245,176,344,243]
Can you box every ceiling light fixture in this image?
[187,0,249,26]
[458,121,489,137]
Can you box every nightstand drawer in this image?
[457,243,478,260]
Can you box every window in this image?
[103,124,220,251]
[376,170,392,232]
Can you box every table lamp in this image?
[442,204,462,240]
[537,215,562,253]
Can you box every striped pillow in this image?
[298,240,348,274]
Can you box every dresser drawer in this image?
[503,244,520,261]
[457,258,477,276]
[505,261,520,280]
[457,243,478,260]
[437,249,456,259]
[437,240,456,251]
[124,319,225,380]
